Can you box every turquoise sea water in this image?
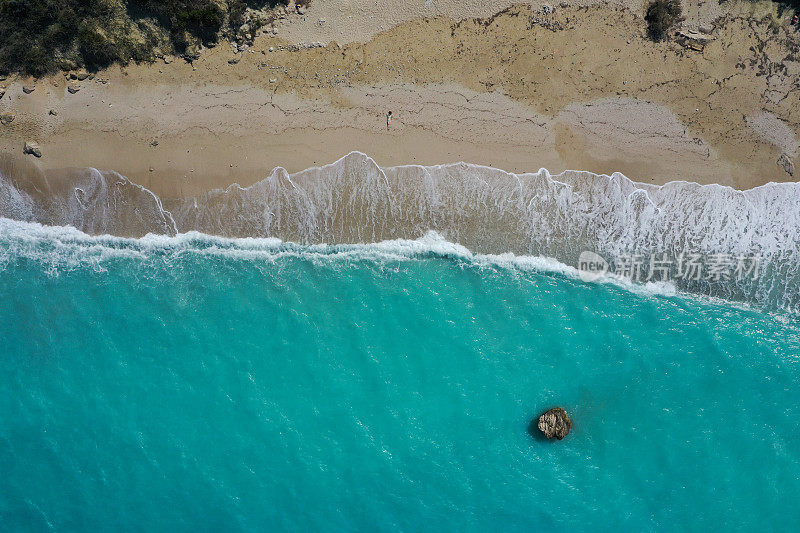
[2,224,800,531]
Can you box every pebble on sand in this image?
[778,153,795,177]
[23,141,42,158]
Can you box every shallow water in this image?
[4,152,800,313]
[2,224,799,531]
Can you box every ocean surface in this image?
[3,154,800,530]
[2,221,800,531]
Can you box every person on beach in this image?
[387,111,392,131]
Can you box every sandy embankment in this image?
[0,1,799,198]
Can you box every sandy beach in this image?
[1,0,799,198]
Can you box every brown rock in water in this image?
[537,407,572,440]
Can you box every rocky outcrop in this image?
[69,70,90,81]
[537,407,572,440]
[676,30,712,52]
[22,85,35,94]
[0,113,14,125]
[23,141,42,158]
[67,85,81,94]
[183,41,201,62]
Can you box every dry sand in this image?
[1,1,799,198]
[275,0,724,44]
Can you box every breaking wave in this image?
[2,151,799,313]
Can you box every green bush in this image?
[0,0,286,74]
[645,0,681,41]
[78,26,119,68]
[229,0,249,30]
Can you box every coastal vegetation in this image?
[0,0,289,75]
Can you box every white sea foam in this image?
[2,151,800,312]
[0,217,785,321]
[0,218,561,271]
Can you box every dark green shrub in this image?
[78,26,119,68]
[23,45,51,76]
[175,4,224,42]
[645,0,681,41]
[0,1,295,73]
[228,0,248,30]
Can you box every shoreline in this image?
[1,2,799,197]
[2,150,799,316]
